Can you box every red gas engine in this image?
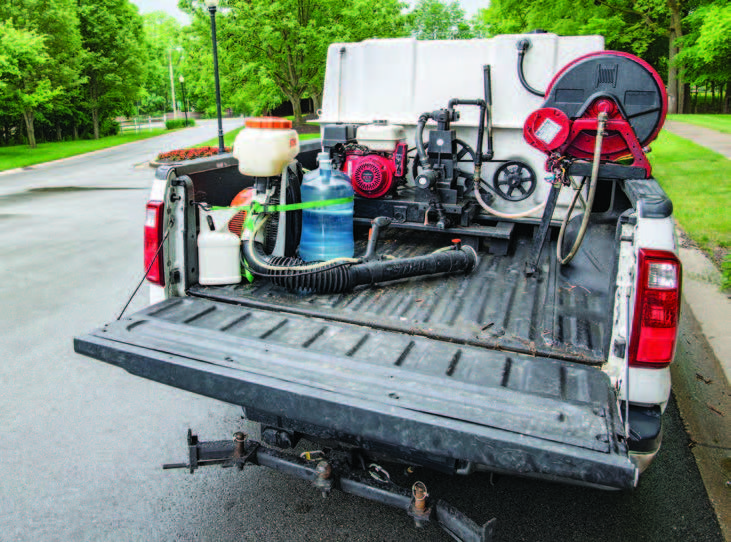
[328,122,410,199]
[341,142,408,198]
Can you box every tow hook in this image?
[232,432,247,470]
[408,481,432,528]
[314,461,333,498]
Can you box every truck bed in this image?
[190,223,618,365]
[75,163,635,488]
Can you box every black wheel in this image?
[412,138,477,186]
[492,161,536,202]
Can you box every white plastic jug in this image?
[197,209,242,285]
[233,117,300,177]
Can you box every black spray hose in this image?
[516,39,545,98]
[483,65,494,161]
[415,113,431,167]
[242,239,478,294]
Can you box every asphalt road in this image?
[0,124,723,541]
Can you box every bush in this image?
[101,118,120,137]
[165,118,196,130]
[156,145,232,162]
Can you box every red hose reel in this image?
[523,51,667,178]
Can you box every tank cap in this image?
[373,120,388,125]
[317,152,331,163]
[245,117,292,129]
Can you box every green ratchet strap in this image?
[207,196,354,283]
[209,196,353,214]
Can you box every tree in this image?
[473,0,714,113]
[408,0,474,40]
[0,21,56,147]
[196,0,408,125]
[141,12,184,115]
[78,0,147,139]
[0,0,83,147]
[676,2,731,112]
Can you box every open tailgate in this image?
[74,297,637,489]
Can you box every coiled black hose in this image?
[242,239,478,294]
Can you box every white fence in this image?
[118,116,166,133]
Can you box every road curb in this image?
[679,245,731,386]
[0,124,228,177]
[0,136,171,177]
[671,301,731,541]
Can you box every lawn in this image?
[649,130,730,264]
[666,114,731,135]
[0,129,172,172]
[195,126,319,148]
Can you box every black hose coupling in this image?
[364,217,393,260]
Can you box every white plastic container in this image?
[197,209,242,285]
[233,117,300,177]
[356,122,406,151]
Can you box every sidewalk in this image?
[661,120,731,384]
[664,120,731,159]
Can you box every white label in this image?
[535,118,561,144]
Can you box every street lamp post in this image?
[205,0,225,153]
[179,76,188,126]
[168,49,177,118]
[168,46,183,119]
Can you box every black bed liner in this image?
[190,224,617,365]
[75,294,636,489]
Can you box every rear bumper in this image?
[74,298,638,489]
[627,405,663,473]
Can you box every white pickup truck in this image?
[75,34,681,541]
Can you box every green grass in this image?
[666,114,731,135]
[649,129,730,251]
[650,130,731,288]
[195,126,319,148]
[0,129,170,172]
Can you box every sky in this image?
[130,0,487,25]
[131,0,191,24]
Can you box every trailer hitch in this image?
[164,430,497,542]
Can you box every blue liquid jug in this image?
[299,152,354,262]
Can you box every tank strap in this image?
[209,196,353,214]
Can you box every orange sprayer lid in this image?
[245,117,293,129]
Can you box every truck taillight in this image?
[144,201,165,286]
[629,249,681,368]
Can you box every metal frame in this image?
[163,430,496,542]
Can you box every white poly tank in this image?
[233,117,300,177]
[197,209,242,285]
